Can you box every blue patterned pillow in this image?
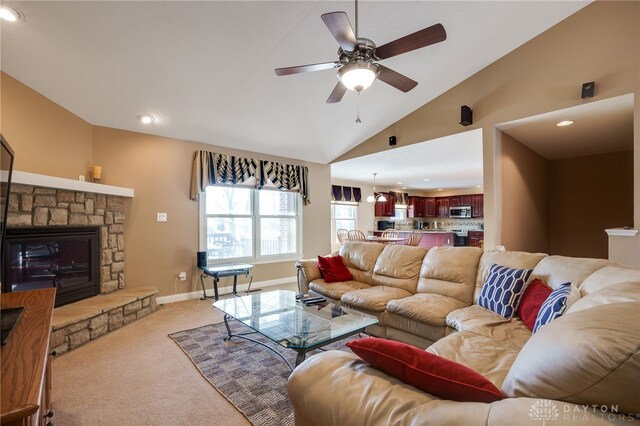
[478,264,533,318]
[533,282,573,333]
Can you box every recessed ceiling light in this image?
[437,188,443,191]
[556,120,574,127]
[423,178,430,182]
[0,2,24,22]
[139,114,156,124]
[476,185,482,188]
[397,182,402,185]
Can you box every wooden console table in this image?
[1,288,56,426]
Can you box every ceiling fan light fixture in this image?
[338,62,379,92]
[0,2,24,22]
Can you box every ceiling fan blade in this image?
[275,61,339,76]
[321,12,358,52]
[375,23,446,60]
[326,82,347,104]
[377,65,418,92]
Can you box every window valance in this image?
[190,150,311,205]
[332,185,362,203]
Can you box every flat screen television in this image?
[1,134,15,263]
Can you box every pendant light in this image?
[366,173,387,203]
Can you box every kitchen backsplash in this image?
[375,217,484,231]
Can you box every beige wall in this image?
[549,150,633,259]
[1,75,332,297]
[1,72,93,178]
[334,1,640,255]
[498,132,550,253]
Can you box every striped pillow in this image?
[478,263,533,318]
[533,282,576,333]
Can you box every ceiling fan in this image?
[274,3,446,104]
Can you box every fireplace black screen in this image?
[2,226,100,307]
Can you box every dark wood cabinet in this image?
[424,197,436,217]
[408,196,419,218]
[460,195,472,206]
[468,230,484,248]
[449,196,461,207]
[471,194,484,217]
[408,196,435,218]
[436,197,450,217]
[374,192,396,217]
[418,232,455,249]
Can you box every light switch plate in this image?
[157,212,168,222]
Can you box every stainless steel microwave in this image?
[450,206,472,218]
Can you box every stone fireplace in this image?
[5,183,127,302]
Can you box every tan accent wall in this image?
[549,150,633,259]
[498,132,550,253]
[0,72,93,178]
[92,126,331,296]
[333,2,640,252]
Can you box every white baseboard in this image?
[156,276,297,305]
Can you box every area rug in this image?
[169,320,357,426]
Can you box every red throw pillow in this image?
[517,278,552,331]
[346,337,503,403]
[317,255,352,283]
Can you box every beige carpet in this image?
[52,284,296,426]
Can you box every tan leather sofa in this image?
[291,242,640,425]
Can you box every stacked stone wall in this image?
[7,184,126,293]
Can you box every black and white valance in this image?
[331,185,362,203]
[190,150,311,205]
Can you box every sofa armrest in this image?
[296,259,321,293]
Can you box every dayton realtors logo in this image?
[529,400,560,425]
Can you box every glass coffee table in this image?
[213,290,378,369]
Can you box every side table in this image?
[198,263,254,301]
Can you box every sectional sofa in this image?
[290,241,640,425]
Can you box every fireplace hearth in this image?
[2,226,100,307]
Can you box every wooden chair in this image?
[336,229,349,244]
[382,229,399,244]
[348,230,367,242]
[405,231,422,247]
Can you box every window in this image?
[201,186,301,264]
[331,203,357,245]
[393,205,407,221]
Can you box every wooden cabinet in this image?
[449,196,461,207]
[407,196,419,218]
[408,196,435,218]
[460,195,472,206]
[418,232,455,249]
[436,197,450,217]
[471,194,484,217]
[1,288,56,426]
[374,192,396,217]
[468,230,484,248]
[424,197,436,217]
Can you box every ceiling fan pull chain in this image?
[355,101,362,124]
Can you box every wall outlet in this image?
[157,212,168,222]
[178,272,187,281]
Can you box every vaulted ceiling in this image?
[1,1,590,164]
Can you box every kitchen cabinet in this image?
[436,197,450,217]
[460,195,472,206]
[450,196,461,207]
[408,196,419,218]
[374,192,396,217]
[468,230,484,248]
[408,196,435,218]
[419,232,454,249]
[424,197,436,217]
[471,194,484,217]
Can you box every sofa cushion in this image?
[427,331,522,388]
[416,246,483,305]
[474,251,546,302]
[567,281,640,314]
[477,264,532,319]
[317,255,353,283]
[309,280,370,300]
[502,302,640,415]
[339,241,386,285]
[384,316,448,346]
[371,245,427,293]
[387,293,468,327]
[346,337,504,403]
[446,306,531,349]
[516,279,552,331]
[341,286,412,313]
[532,282,579,333]
[530,255,610,290]
[579,265,640,295]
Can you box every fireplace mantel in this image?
[12,171,134,198]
